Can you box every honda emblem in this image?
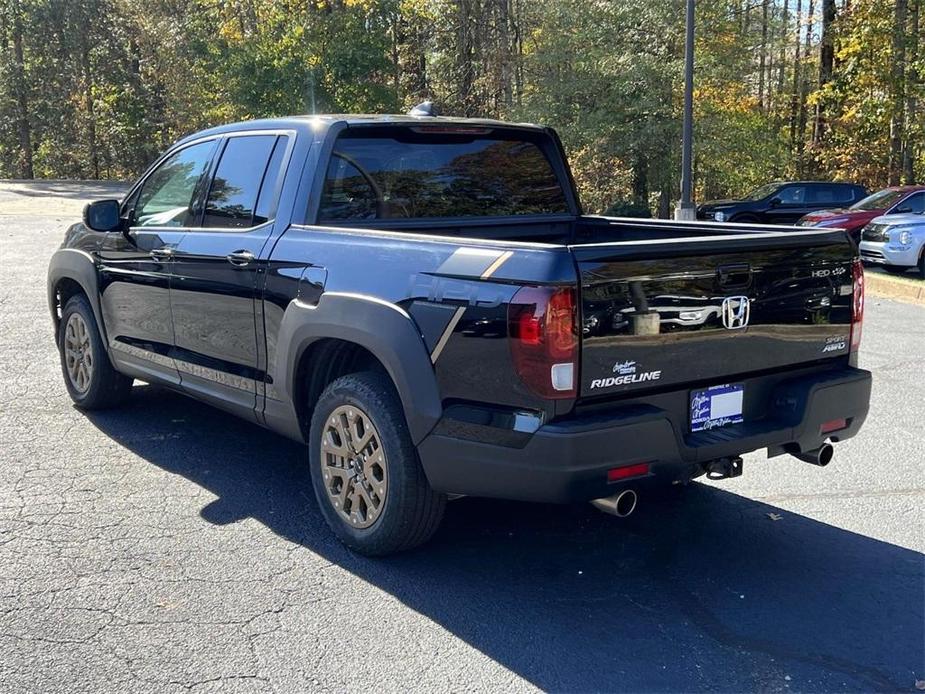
[721,296,750,329]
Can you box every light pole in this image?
[675,0,696,221]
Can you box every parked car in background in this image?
[859,212,925,278]
[799,186,925,243]
[697,181,868,225]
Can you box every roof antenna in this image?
[409,101,438,117]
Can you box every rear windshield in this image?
[317,128,569,221]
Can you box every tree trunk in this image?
[789,0,803,154]
[758,0,769,111]
[81,41,99,180]
[631,153,649,210]
[499,0,513,110]
[812,0,836,147]
[10,1,34,179]
[456,0,476,116]
[889,0,909,184]
[796,0,815,174]
[777,0,790,113]
[902,0,919,182]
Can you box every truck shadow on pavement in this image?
[86,384,923,692]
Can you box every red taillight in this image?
[850,259,864,352]
[607,462,651,482]
[509,286,578,399]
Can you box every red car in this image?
[799,185,925,242]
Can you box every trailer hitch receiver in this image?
[705,456,743,480]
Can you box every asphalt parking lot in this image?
[1,181,923,693]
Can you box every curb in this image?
[865,272,925,306]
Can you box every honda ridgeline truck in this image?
[48,110,871,555]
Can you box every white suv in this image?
[859,212,925,279]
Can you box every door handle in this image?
[226,250,255,266]
[150,246,175,261]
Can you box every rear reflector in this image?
[820,418,847,434]
[607,462,651,482]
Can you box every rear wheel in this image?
[57,294,132,409]
[308,371,446,556]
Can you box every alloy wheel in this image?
[319,404,388,529]
[64,312,93,393]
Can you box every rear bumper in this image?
[417,366,871,503]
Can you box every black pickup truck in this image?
[48,111,871,555]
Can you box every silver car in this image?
[859,212,925,279]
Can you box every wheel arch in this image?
[47,249,105,344]
[271,292,443,446]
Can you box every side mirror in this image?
[769,197,782,207]
[83,199,122,232]
[893,205,913,214]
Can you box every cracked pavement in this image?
[0,181,923,692]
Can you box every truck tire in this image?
[308,371,446,556]
[57,294,132,409]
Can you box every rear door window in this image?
[203,135,278,228]
[318,128,569,221]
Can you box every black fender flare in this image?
[47,248,106,343]
[273,292,443,445]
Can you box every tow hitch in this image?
[705,456,744,480]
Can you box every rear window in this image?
[809,185,856,204]
[317,128,569,221]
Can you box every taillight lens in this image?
[509,286,578,399]
[850,259,864,352]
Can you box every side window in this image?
[897,192,925,214]
[809,185,841,203]
[318,154,378,221]
[777,186,806,204]
[133,140,217,227]
[254,136,289,225]
[203,135,278,228]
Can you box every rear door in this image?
[99,138,218,384]
[571,230,856,400]
[170,132,290,416]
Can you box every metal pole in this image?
[675,0,696,220]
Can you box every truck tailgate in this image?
[570,230,856,399]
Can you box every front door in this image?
[170,133,289,417]
[98,139,218,384]
[765,184,811,224]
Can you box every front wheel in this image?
[308,371,446,556]
[57,294,132,409]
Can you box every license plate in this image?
[691,384,744,432]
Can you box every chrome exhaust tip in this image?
[792,442,834,467]
[590,489,638,518]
